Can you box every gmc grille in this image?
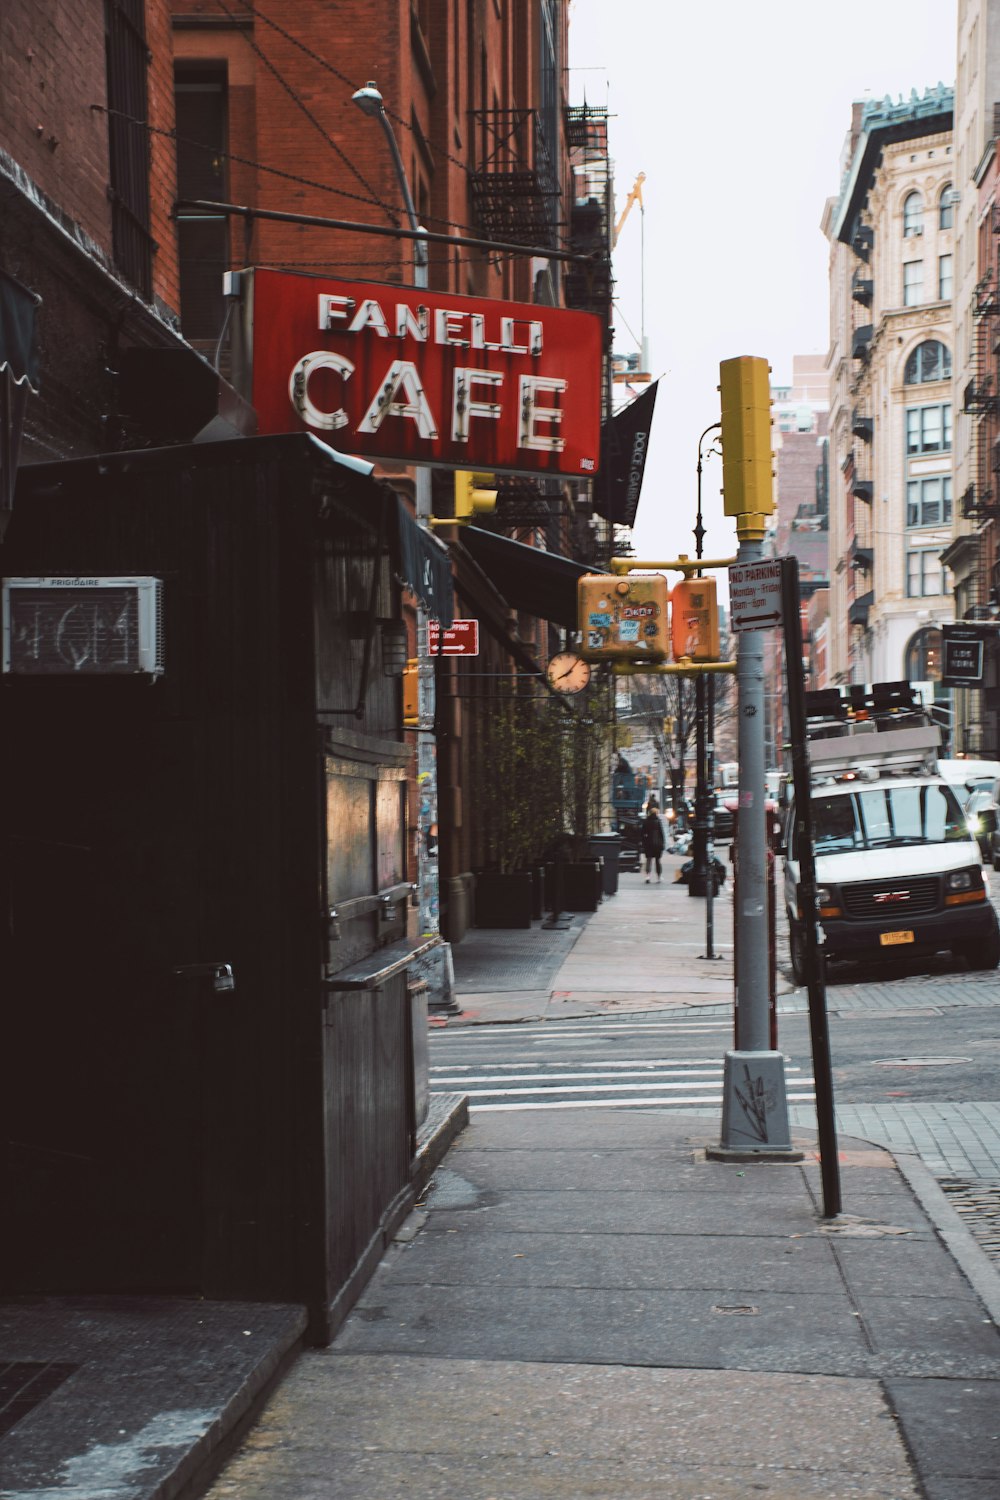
[841,876,940,920]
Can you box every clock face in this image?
[546,651,591,694]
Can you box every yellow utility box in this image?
[670,577,720,661]
[577,573,670,663]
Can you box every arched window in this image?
[904,340,951,384]
[939,184,955,230]
[903,191,924,238]
[904,627,942,682]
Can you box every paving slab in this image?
[202,1356,920,1500]
[381,1226,841,1293]
[883,1375,1000,1496]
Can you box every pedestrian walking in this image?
[640,803,666,882]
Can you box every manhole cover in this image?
[873,1057,971,1067]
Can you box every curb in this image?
[892,1149,1000,1327]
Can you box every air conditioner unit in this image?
[907,225,924,236]
[2,576,164,678]
[943,189,961,207]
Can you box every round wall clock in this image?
[546,651,592,694]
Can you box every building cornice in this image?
[832,88,954,246]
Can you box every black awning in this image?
[394,495,454,626]
[460,526,592,630]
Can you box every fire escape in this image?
[953,243,1000,755]
[960,266,1000,608]
[469,108,561,251]
[846,217,876,666]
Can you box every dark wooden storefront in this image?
[0,433,440,1341]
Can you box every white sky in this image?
[567,0,958,568]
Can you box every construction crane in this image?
[614,172,645,247]
[612,173,651,383]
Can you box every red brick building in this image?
[0,0,210,465]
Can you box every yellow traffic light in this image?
[577,572,670,662]
[454,470,498,523]
[671,577,720,661]
[719,356,774,519]
[403,658,419,726]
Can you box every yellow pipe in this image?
[609,554,738,575]
[611,659,738,676]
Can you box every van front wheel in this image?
[958,922,1000,971]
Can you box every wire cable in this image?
[211,0,399,221]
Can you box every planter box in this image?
[553,859,603,913]
[474,870,533,929]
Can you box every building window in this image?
[939,184,955,229]
[903,259,923,305]
[105,0,152,298]
[906,475,952,526]
[906,550,945,597]
[938,253,953,300]
[904,339,951,383]
[903,191,924,237]
[905,403,951,454]
[904,626,942,681]
[175,67,229,347]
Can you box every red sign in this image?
[248,269,602,479]
[428,618,480,656]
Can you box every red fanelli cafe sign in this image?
[248,269,603,478]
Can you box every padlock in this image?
[212,963,235,994]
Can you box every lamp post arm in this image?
[377,109,428,281]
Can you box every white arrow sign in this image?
[728,558,783,633]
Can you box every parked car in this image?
[965,788,1000,865]
[712,795,736,840]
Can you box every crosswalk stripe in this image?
[432,1066,806,1086]
[436,1022,733,1039]
[473,1092,818,1113]
[431,1057,729,1072]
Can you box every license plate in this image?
[879,930,914,947]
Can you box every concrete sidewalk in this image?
[199,1110,1000,1500]
[5,866,1000,1499]
[449,848,749,1026]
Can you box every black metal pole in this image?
[690,422,721,901]
[703,675,717,958]
[781,556,841,1217]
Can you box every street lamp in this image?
[351,83,428,287]
[352,81,455,1011]
[689,422,721,907]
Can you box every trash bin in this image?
[589,833,624,896]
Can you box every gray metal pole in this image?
[360,88,455,1011]
[734,531,769,1051]
[708,352,799,1160]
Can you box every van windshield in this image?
[811,782,968,852]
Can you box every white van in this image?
[783,722,1000,982]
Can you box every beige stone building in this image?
[824,89,955,709]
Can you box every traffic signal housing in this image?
[403,658,419,726]
[671,576,720,661]
[453,470,498,523]
[577,572,670,662]
[719,356,774,519]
